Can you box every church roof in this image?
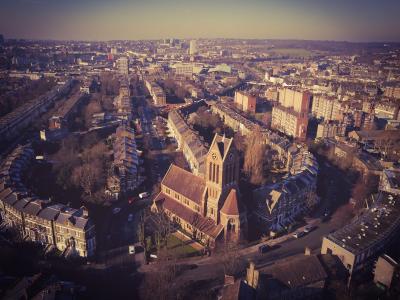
[221,189,245,216]
[161,164,206,205]
[154,193,224,239]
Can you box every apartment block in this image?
[234,91,256,113]
[311,95,342,121]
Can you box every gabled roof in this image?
[210,134,234,161]
[161,164,206,205]
[154,193,224,239]
[221,189,245,216]
[259,255,327,291]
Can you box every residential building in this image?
[311,95,342,121]
[168,109,208,177]
[189,40,197,56]
[0,79,74,144]
[321,189,400,278]
[271,105,309,140]
[374,255,399,289]
[271,88,311,140]
[234,91,257,113]
[144,80,166,106]
[107,124,139,198]
[253,150,318,231]
[116,56,129,75]
[0,146,96,257]
[316,121,346,139]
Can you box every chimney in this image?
[81,206,89,218]
[246,261,259,289]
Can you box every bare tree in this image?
[72,163,101,196]
[243,126,266,185]
[216,241,242,276]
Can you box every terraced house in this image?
[0,146,96,257]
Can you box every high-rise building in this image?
[311,95,342,121]
[271,88,311,140]
[234,91,257,113]
[116,56,129,75]
[189,39,197,56]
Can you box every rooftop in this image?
[326,192,400,255]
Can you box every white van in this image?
[139,192,150,199]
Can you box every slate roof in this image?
[154,193,224,239]
[221,189,245,216]
[161,164,206,205]
[259,255,327,290]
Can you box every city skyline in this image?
[1,0,400,42]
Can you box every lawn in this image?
[166,234,200,258]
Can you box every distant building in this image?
[174,63,193,78]
[116,56,129,75]
[316,121,346,139]
[271,106,308,140]
[271,88,311,140]
[144,80,166,106]
[189,40,197,56]
[234,91,257,113]
[384,86,400,99]
[311,95,342,121]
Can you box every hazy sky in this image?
[1,0,400,42]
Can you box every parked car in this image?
[258,244,270,254]
[112,207,121,215]
[139,192,150,199]
[293,231,305,239]
[304,225,316,233]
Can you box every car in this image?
[293,231,305,239]
[128,197,137,204]
[128,213,134,222]
[258,244,270,254]
[112,207,121,215]
[304,225,315,233]
[139,192,150,199]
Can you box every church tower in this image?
[205,134,239,223]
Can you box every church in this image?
[152,133,247,247]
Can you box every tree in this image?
[243,126,266,185]
[72,163,101,196]
[351,174,378,210]
[216,241,242,276]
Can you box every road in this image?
[140,214,344,287]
